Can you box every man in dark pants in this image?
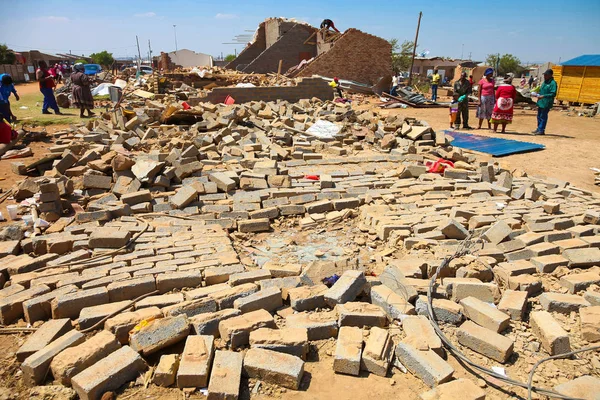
[532,69,557,135]
[320,19,340,33]
[453,72,472,129]
[36,61,61,115]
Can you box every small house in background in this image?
[167,49,213,68]
[553,54,600,105]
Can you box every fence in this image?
[0,64,31,82]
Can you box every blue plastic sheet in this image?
[444,130,545,157]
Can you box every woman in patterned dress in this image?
[491,75,516,133]
[70,63,95,118]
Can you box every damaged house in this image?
[228,18,392,85]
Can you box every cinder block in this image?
[336,302,387,328]
[243,348,304,390]
[420,378,486,400]
[16,318,72,362]
[285,311,339,340]
[361,326,393,377]
[333,326,363,376]
[370,284,416,321]
[190,309,241,337]
[459,296,510,333]
[580,306,600,342]
[129,315,190,356]
[497,289,528,321]
[530,310,571,355]
[51,287,109,320]
[207,351,243,400]
[177,335,215,388]
[288,284,328,311]
[50,330,121,386]
[249,327,308,359]
[233,287,282,313]
[402,315,443,356]
[21,329,85,386]
[71,346,146,400]
[153,354,179,387]
[457,321,514,363]
[324,270,366,307]
[539,292,591,313]
[218,309,276,348]
[104,306,163,344]
[395,343,454,388]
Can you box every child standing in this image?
[449,96,458,129]
[0,74,19,122]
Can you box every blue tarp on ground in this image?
[444,130,545,157]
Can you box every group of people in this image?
[448,68,556,135]
[35,61,95,118]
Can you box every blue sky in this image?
[3,0,600,64]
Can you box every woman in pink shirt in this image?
[476,68,495,129]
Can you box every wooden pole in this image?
[277,59,283,80]
[408,11,423,86]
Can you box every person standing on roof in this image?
[531,69,557,135]
[320,19,340,33]
[430,68,441,101]
[36,61,61,115]
[453,72,472,130]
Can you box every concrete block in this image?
[233,287,282,313]
[229,269,271,286]
[530,254,569,273]
[285,311,338,340]
[482,220,512,245]
[0,284,51,324]
[379,265,418,301]
[539,292,591,313]
[460,296,510,332]
[333,326,363,376]
[162,297,217,318]
[51,287,109,319]
[448,278,498,303]
[580,306,600,342]
[177,335,214,388]
[414,296,463,325]
[135,293,185,310]
[156,271,203,293]
[71,346,146,400]
[50,330,121,386]
[104,306,163,344]
[129,315,190,356]
[262,262,302,278]
[170,186,198,209]
[209,172,237,192]
[153,354,179,387]
[183,305,238,335]
[21,329,85,386]
[249,327,308,359]
[530,310,571,355]
[16,318,72,362]
[288,284,328,311]
[78,300,133,330]
[207,350,243,400]
[208,283,259,310]
[497,289,527,320]
[402,315,443,356]
[560,271,600,294]
[238,218,270,233]
[370,284,416,321]
[218,309,276,348]
[563,248,600,268]
[337,302,387,328]
[204,265,245,285]
[243,348,304,390]
[361,326,393,377]
[107,275,156,302]
[457,320,514,363]
[395,343,454,387]
[324,270,366,307]
[420,378,486,400]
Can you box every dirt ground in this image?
[0,95,598,400]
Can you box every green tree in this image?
[89,50,115,67]
[389,39,414,73]
[0,44,16,64]
[485,53,523,76]
[224,54,236,62]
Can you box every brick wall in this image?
[242,24,317,74]
[0,64,27,82]
[294,29,392,85]
[226,22,267,71]
[198,77,333,104]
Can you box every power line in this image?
[5,43,138,53]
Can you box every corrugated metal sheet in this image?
[561,55,600,67]
[444,131,545,157]
[553,65,600,104]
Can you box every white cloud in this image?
[134,12,156,18]
[34,16,70,22]
[215,13,239,20]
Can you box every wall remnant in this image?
[196,78,333,104]
[293,29,392,85]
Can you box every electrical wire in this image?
[424,233,598,400]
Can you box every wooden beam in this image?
[576,66,587,103]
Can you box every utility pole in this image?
[173,25,178,53]
[408,11,422,86]
[135,35,142,70]
[148,40,152,63]
[468,52,472,60]
[461,44,464,60]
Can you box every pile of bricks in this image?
[0,90,599,400]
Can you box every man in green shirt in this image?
[532,69,557,135]
[453,72,473,129]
